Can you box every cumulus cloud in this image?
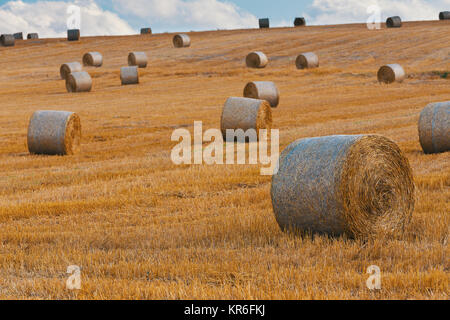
[0,0,134,38]
[111,0,258,31]
[309,0,450,25]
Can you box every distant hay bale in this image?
[418,102,450,154]
[173,34,191,48]
[27,110,81,156]
[259,18,270,29]
[243,81,280,108]
[386,16,402,28]
[13,32,23,40]
[141,28,152,34]
[120,66,139,85]
[60,62,83,80]
[271,135,415,238]
[66,71,92,93]
[246,51,268,68]
[128,52,148,68]
[377,64,405,84]
[439,11,450,20]
[294,17,306,26]
[296,52,319,69]
[67,29,80,41]
[1,34,15,47]
[83,52,103,67]
[27,33,39,39]
[220,97,272,141]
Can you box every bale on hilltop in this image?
[246,51,268,68]
[60,62,83,80]
[296,52,319,69]
[67,29,80,41]
[244,81,280,108]
[13,32,23,40]
[220,97,272,141]
[271,135,415,238]
[27,110,81,156]
[83,52,103,67]
[27,33,39,39]
[294,17,306,26]
[66,71,92,93]
[259,18,270,29]
[128,52,148,68]
[377,64,405,84]
[173,34,191,48]
[386,16,402,28]
[141,28,152,34]
[439,11,450,20]
[418,102,450,154]
[1,34,15,47]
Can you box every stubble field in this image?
[0,21,448,299]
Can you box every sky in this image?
[0,0,448,37]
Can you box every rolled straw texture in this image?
[83,52,103,67]
[128,52,148,68]
[246,51,268,68]
[66,71,92,93]
[220,97,272,141]
[377,64,405,84]
[418,102,450,154]
[27,111,81,155]
[60,62,82,80]
[173,34,191,48]
[296,52,319,69]
[120,66,139,85]
[271,135,415,238]
[243,81,280,108]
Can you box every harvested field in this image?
[0,21,448,300]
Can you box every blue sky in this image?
[0,0,447,37]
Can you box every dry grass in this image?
[0,21,448,300]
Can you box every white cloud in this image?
[111,0,258,31]
[0,0,134,38]
[309,0,450,25]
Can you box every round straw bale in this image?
[66,71,92,93]
[13,32,23,40]
[246,51,268,68]
[120,66,139,85]
[294,17,306,26]
[439,11,450,20]
[259,18,270,29]
[141,28,152,34]
[67,29,80,41]
[271,135,415,238]
[83,52,103,67]
[1,34,15,47]
[60,62,83,80]
[386,16,402,28]
[220,97,272,141]
[296,52,319,69]
[128,52,148,68]
[27,111,81,155]
[27,33,39,39]
[418,102,450,154]
[377,64,405,84]
[243,81,280,108]
[173,34,191,48]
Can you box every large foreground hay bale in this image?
[246,51,268,68]
[386,16,402,28]
[28,111,81,155]
[294,17,306,26]
[259,18,270,28]
[1,34,15,47]
[440,11,450,20]
[128,52,148,68]
[121,66,139,85]
[173,34,191,48]
[140,28,152,34]
[66,71,92,93]
[60,62,82,80]
[243,81,280,108]
[67,29,80,41]
[220,97,272,141]
[377,64,405,84]
[13,32,23,40]
[296,52,319,69]
[27,33,39,39]
[83,52,103,67]
[271,135,415,238]
[418,102,450,154]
